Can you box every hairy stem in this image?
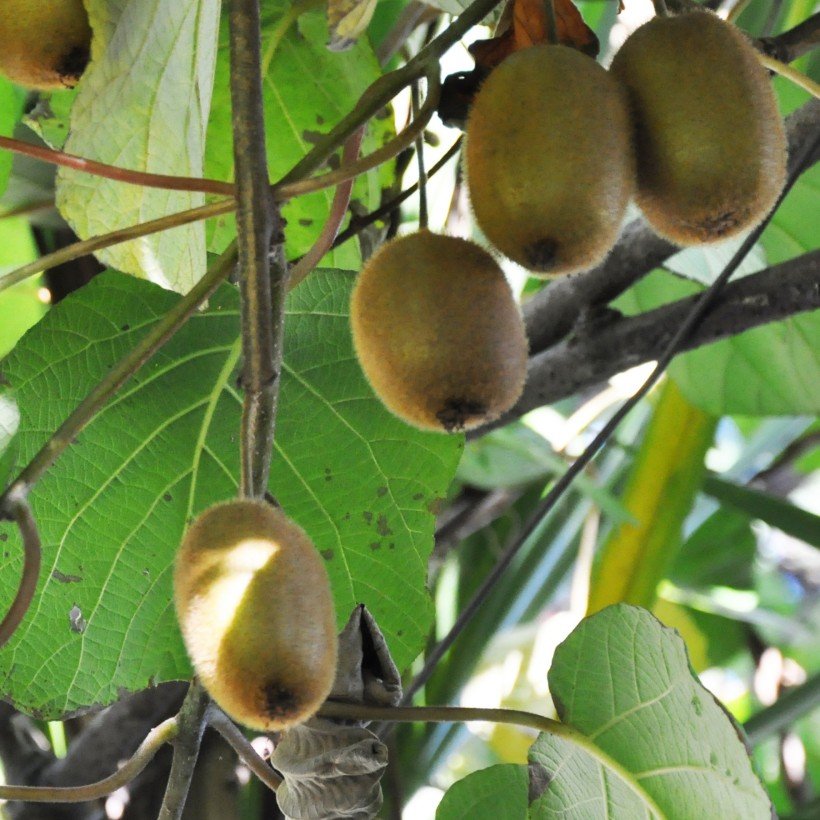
[0,495,41,647]
[0,717,177,802]
[158,682,209,820]
[231,0,285,499]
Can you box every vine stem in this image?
[318,701,667,818]
[208,709,283,792]
[0,716,178,802]
[0,244,237,505]
[0,494,41,647]
[231,0,284,499]
[758,52,820,99]
[158,681,210,820]
[0,135,234,195]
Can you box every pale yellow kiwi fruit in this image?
[174,500,337,731]
[610,10,787,244]
[0,0,92,90]
[350,230,528,432]
[465,44,635,275]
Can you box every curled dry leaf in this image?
[327,0,379,51]
[270,606,401,820]
[470,0,599,71]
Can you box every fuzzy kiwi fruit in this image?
[174,499,337,731]
[0,0,92,90]
[610,10,787,244]
[465,44,634,275]
[350,230,528,432]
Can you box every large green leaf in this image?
[703,475,820,549]
[436,764,528,820]
[55,0,221,291]
[529,605,771,818]
[204,3,389,270]
[0,77,24,197]
[0,271,460,718]
[617,267,820,416]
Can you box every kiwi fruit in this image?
[610,11,787,245]
[174,499,337,731]
[0,0,92,90]
[350,230,528,432]
[465,44,634,276]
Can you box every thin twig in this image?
[231,0,283,499]
[158,682,210,820]
[757,11,820,63]
[208,710,283,792]
[0,716,178,802]
[0,198,235,296]
[288,127,365,289]
[318,701,666,817]
[0,494,41,648]
[331,137,462,250]
[0,136,234,196]
[758,53,820,99]
[0,244,237,504]
[403,128,820,704]
[410,83,429,230]
[745,671,820,744]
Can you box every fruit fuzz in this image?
[465,45,634,276]
[350,231,528,432]
[174,500,337,731]
[610,10,787,245]
[0,0,92,90]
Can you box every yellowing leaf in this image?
[327,0,378,51]
[588,379,717,613]
[56,0,220,292]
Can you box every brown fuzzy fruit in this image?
[0,0,92,90]
[350,231,528,432]
[610,11,787,244]
[465,44,634,275]
[174,500,337,731]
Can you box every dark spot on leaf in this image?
[163,493,172,502]
[302,130,324,146]
[0,533,7,541]
[121,324,130,331]
[388,542,395,550]
[299,218,314,227]
[376,486,388,497]
[691,695,702,716]
[363,511,373,524]
[397,630,403,637]
[412,493,424,502]
[316,114,325,125]
[52,570,82,584]
[369,542,381,551]
[343,513,351,521]
[321,549,334,561]
[69,605,86,634]
[528,762,552,803]
[426,497,445,516]
[376,515,392,537]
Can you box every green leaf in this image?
[617,269,820,416]
[703,475,820,549]
[0,270,460,718]
[436,764,528,820]
[204,4,390,270]
[55,0,221,291]
[0,217,45,358]
[0,77,24,197]
[0,385,19,490]
[531,604,772,818]
[671,507,756,590]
